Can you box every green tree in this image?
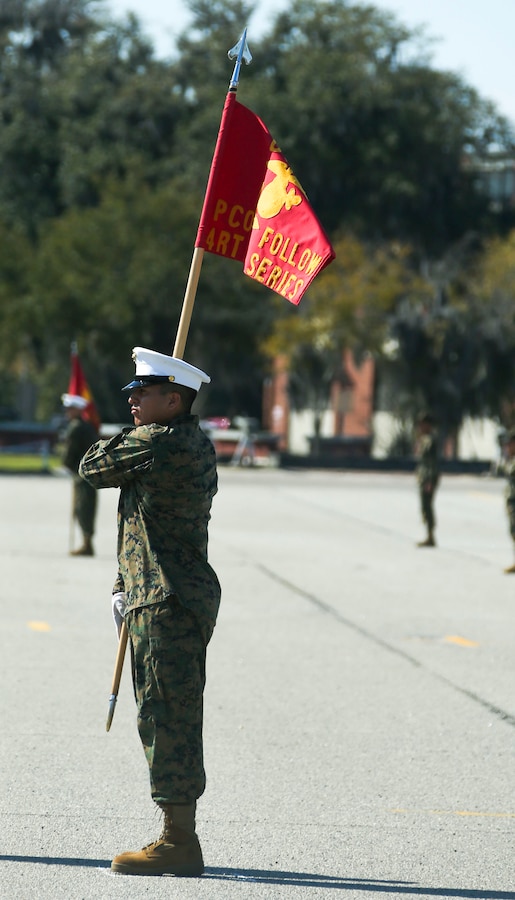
[262,233,428,446]
[382,231,515,448]
[243,0,513,255]
[385,302,485,454]
[170,0,515,437]
[263,233,428,357]
[0,0,102,234]
[463,231,515,425]
[54,16,185,209]
[0,222,33,360]
[30,176,199,419]
[171,0,256,190]
[2,0,515,427]
[26,174,276,421]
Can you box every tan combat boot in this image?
[417,532,436,548]
[111,802,204,877]
[70,535,94,556]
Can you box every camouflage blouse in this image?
[62,417,98,474]
[79,414,221,635]
[416,433,439,488]
[506,457,515,511]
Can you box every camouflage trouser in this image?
[127,598,207,805]
[419,482,437,532]
[508,500,515,540]
[73,477,97,537]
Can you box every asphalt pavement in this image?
[1,467,514,900]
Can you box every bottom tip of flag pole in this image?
[106,694,117,732]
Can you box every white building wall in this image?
[288,409,335,454]
[457,416,500,461]
[371,411,406,458]
[288,408,500,460]
[372,411,500,461]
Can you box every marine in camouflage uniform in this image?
[61,395,98,556]
[502,428,515,574]
[79,347,220,877]
[415,413,439,547]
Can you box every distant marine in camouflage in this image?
[61,393,98,556]
[502,427,515,574]
[415,413,439,548]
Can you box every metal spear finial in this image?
[228,28,252,90]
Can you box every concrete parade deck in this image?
[0,468,514,899]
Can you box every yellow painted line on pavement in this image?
[443,634,479,647]
[391,808,515,819]
[27,621,51,632]
[453,810,515,818]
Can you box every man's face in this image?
[128,385,180,426]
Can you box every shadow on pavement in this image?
[0,857,514,898]
[204,869,515,897]
[0,855,110,867]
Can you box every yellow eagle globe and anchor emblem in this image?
[254,145,307,226]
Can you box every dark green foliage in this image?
[241,0,512,254]
[0,0,514,426]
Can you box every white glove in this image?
[112,591,127,637]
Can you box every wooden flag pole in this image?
[105,30,251,733]
[69,495,76,554]
[173,248,205,357]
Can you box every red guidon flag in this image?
[195,91,335,305]
[68,343,101,432]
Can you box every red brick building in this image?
[262,350,375,454]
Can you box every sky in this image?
[105,0,515,126]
